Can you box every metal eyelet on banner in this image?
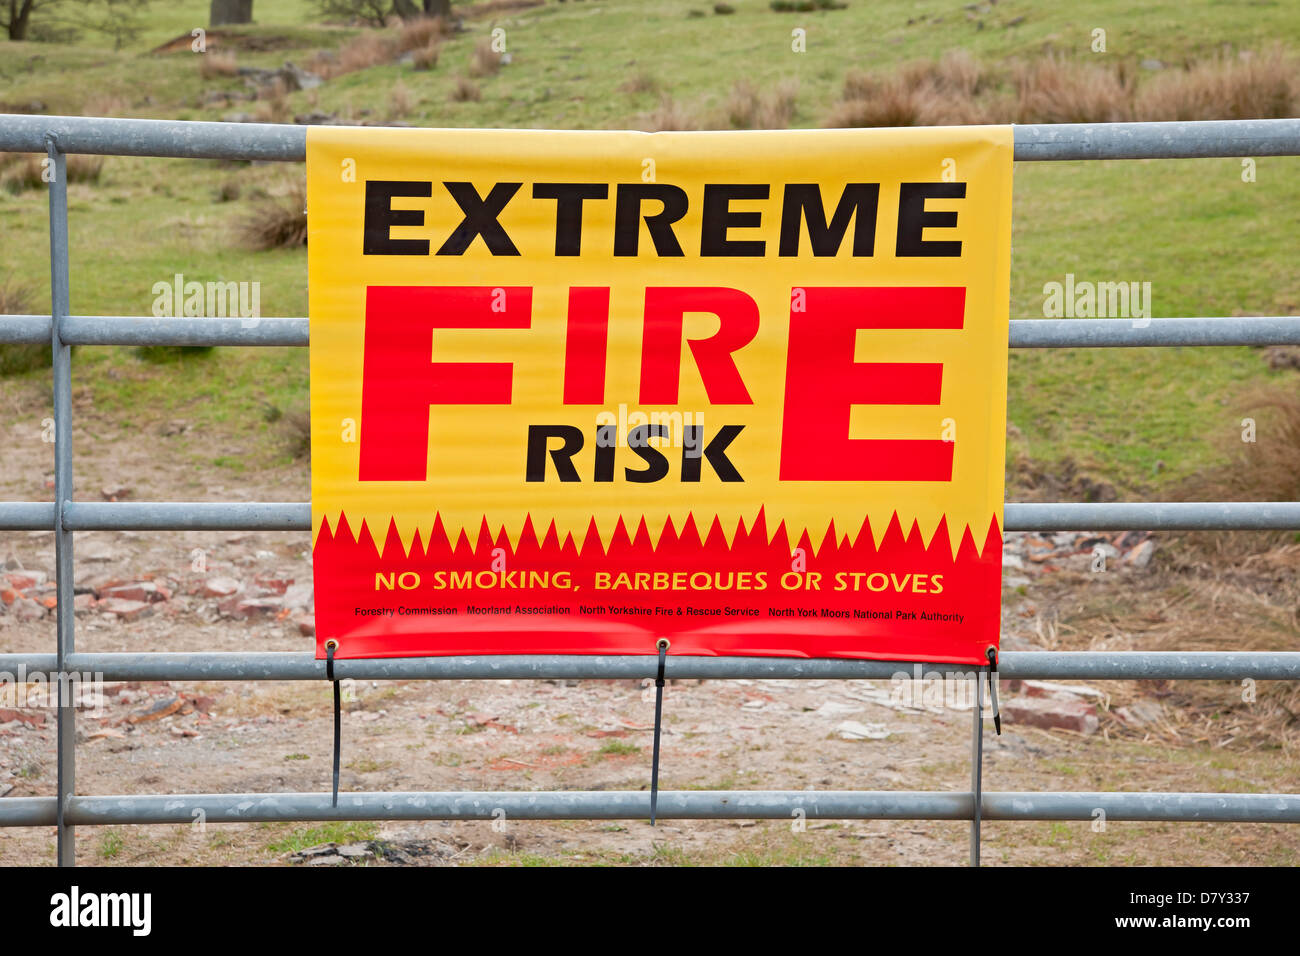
[649,638,670,826]
[325,640,341,807]
[985,645,1001,736]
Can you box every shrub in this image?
[1136,46,1296,121]
[1013,55,1134,124]
[1,153,102,193]
[468,39,502,78]
[411,42,440,72]
[450,76,481,102]
[395,15,453,54]
[239,181,308,250]
[620,71,660,95]
[637,95,699,131]
[827,73,928,127]
[0,279,50,377]
[198,51,239,80]
[388,80,414,119]
[726,79,799,129]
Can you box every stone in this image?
[4,571,46,590]
[221,596,281,619]
[1114,699,1165,728]
[127,696,183,724]
[11,598,47,622]
[295,615,315,637]
[99,598,153,621]
[1020,680,1105,700]
[101,582,166,604]
[183,693,217,714]
[1125,540,1156,568]
[1002,697,1098,734]
[80,542,114,563]
[835,720,890,740]
[100,484,132,501]
[0,708,44,727]
[282,582,313,612]
[252,575,293,595]
[200,576,241,598]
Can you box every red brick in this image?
[100,598,153,622]
[1003,697,1098,734]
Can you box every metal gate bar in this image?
[2,650,1300,681]
[3,790,1299,828]
[1,114,1298,866]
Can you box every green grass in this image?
[262,820,379,854]
[1,0,1298,490]
[99,828,125,859]
[597,739,641,756]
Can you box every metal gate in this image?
[2,114,1299,867]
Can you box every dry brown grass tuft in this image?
[1,154,47,193]
[1159,385,1300,579]
[411,41,440,72]
[0,278,32,314]
[827,73,929,127]
[620,71,660,95]
[1013,55,1135,124]
[468,38,502,78]
[1,153,103,193]
[253,79,292,124]
[395,16,453,54]
[1177,387,1300,507]
[199,51,239,80]
[1136,46,1297,121]
[238,181,308,250]
[825,47,1295,129]
[450,76,482,103]
[637,95,699,132]
[82,93,130,117]
[388,80,414,119]
[725,79,763,128]
[0,279,50,376]
[66,155,104,184]
[279,406,311,460]
[331,31,397,78]
[725,78,799,129]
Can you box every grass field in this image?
[1,0,1298,494]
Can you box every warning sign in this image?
[307,125,1013,663]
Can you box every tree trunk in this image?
[209,0,253,26]
[9,0,35,41]
[424,0,452,16]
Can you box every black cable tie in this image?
[986,646,1001,736]
[649,639,669,826]
[326,641,341,808]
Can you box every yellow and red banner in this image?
[307,126,1013,663]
